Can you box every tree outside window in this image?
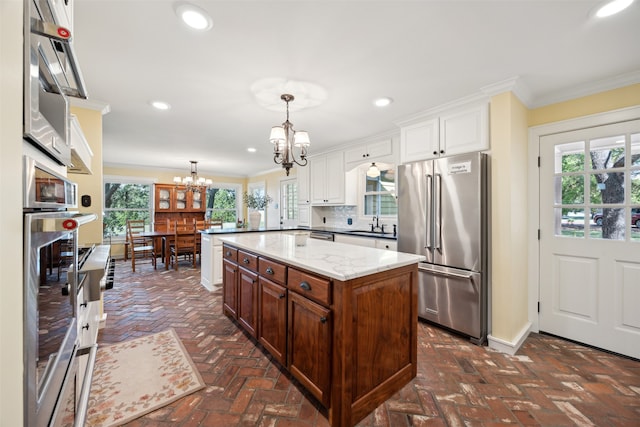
[206,185,240,226]
[104,181,152,239]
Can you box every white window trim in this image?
[356,162,398,222]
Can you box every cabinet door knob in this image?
[299,281,311,291]
[266,267,274,275]
[243,257,250,264]
[320,316,327,324]
[225,251,231,256]
[433,151,438,155]
[278,293,286,299]
[440,149,445,154]
[82,323,90,331]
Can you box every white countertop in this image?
[218,232,425,281]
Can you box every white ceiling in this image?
[72,0,640,177]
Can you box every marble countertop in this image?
[218,232,424,281]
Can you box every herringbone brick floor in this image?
[100,260,640,426]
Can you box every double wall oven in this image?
[23,156,114,427]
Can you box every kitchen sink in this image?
[347,230,393,235]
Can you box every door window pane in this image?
[590,135,625,170]
[589,172,625,204]
[554,175,584,204]
[556,208,585,237]
[592,207,625,241]
[556,141,585,173]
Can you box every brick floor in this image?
[99,260,640,426]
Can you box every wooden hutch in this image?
[153,184,207,230]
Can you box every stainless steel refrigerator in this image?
[398,152,488,344]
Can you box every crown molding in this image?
[529,69,640,108]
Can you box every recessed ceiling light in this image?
[373,97,393,107]
[151,101,171,110]
[247,147,257,153]
[595,0,634,17]
[174,2,213,31]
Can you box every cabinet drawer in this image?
[222,245,237,262]
[288,268,331,306]
[238,250,258,271]
[258,257,286,285]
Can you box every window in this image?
[361,163,397,217]
[554,131,640,241]
[281,178,298,227]
[103,177,154,239]
[206,183,241,226]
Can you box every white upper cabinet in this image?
[400,102,489,163]
[439,103,489,157]
[310,151,349,205]
[400,118,439,163]
[297,165,310,205]
[344,139,393,168]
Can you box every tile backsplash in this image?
[312,206,396,231]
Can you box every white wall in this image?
[0,1,26,425]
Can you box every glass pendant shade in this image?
[367,163,380,178]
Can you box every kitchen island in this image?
[219,232,424,427]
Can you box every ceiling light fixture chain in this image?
[269,94,310,176]
[173,160,213,193]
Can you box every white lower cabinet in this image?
[201,234,223,290]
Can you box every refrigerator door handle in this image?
[418,265,474,279]
[425,173,432,249]
[434,173,442,250]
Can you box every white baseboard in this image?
[487,321,531,355]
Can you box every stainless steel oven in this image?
[23,155,97,427]
[24,0,88,167]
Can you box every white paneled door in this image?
[539,120,640,359]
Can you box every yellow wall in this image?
[529,83,640,126]
[70,107,104,246]
[489,92,530,343]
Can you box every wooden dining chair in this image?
[168,221,197,271]
[127,219,156,272]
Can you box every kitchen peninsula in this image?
[219,232,424,427]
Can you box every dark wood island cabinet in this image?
[220,233,424,427]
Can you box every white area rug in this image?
[84,329,205,427]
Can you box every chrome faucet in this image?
[371,216,383,233]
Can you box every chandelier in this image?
[173,161,212,192]
[269,94,310,176]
